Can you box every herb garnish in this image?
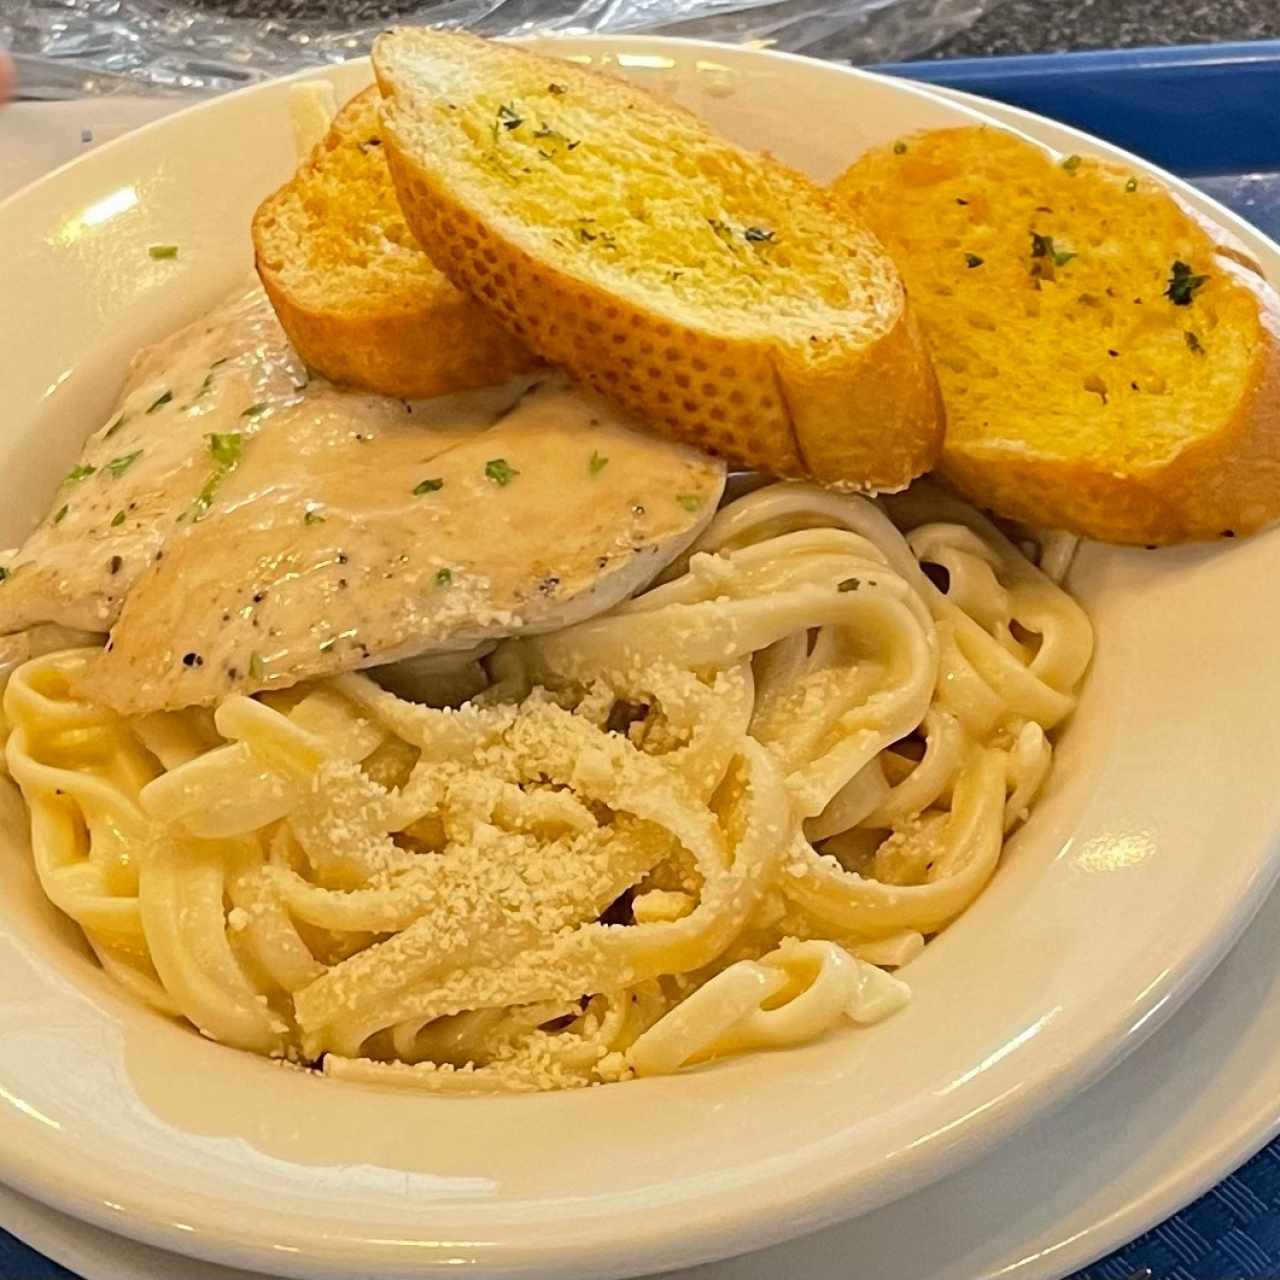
[1061,154,1082,173]
[1166,260,1209,306]
[183,433,244,523]
[497,103,523,131]
[207,432,243,468]
[743,226,776,244]
[1030,233,1076,268]
[965,253,984,268]
[1185,330,1205,355]
[105,450,142,477]
[148,244,178,259]
[413,477,444,495]
[248,653,265,680]
[675,494,701,512]
[64,464,96,483]
[53,504,69,524]
[485,458,518,486]
[589,450,609,476]
[893,141,907,155]
[0,566,8,584]
[1125,177,1139,193]
[147,390,173,414]
[837,577,861,592]
[435,568,453,587]
[548,83,567,95]
[110,509,126,527]
[241,402,269,420]
[304,508,326,525]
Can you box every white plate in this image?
[3,35,1280,1280]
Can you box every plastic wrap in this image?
[4,0,996,97]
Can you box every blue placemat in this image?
[3,37,1280,1280]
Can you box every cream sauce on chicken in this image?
[0,286,724,714]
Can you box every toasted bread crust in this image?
[253,86,539,399]
[373,30,943,490]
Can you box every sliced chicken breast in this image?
[1,285,724,715]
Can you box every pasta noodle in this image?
[0,481,1092,1092]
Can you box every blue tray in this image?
[4,38,1280,1280]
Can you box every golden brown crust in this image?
[778,297,944,491]
[374,30,943,490]
[254,258,538,399]
[252,86,540,400]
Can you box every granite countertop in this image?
[928,0,1280,59]
[193,0,1280,58]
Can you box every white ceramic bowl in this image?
[3,36,1280,1280]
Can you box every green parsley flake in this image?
[676,494,702,512]
[304,508,326,525]
[64,463,96,483]
[436,568,453,587]
[1166,260,1209,306]
[110,509,126,527]
[497,103,523,131]
[53,504,69,525]
[743,226,776,244]
[485,458,518,486]
[147,390,173,414]
[105,450,142,477]
[1185,330,1205,355]
[414,477,444,495]
[248,653,265,680]
[1061,154,1082,173]
[1125,177,1139,193]
[0,566,8,584]
[837,577,861,592]
[893,141,907,155]
[241,402,269,420]
[964,254,984,269]
[148,244,179,259]
[186,478,218,523]
[589,451,609,476]
[1030,233,1076,269]
[207,432,243,468]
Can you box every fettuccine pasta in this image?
[0,481,1092,1092]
